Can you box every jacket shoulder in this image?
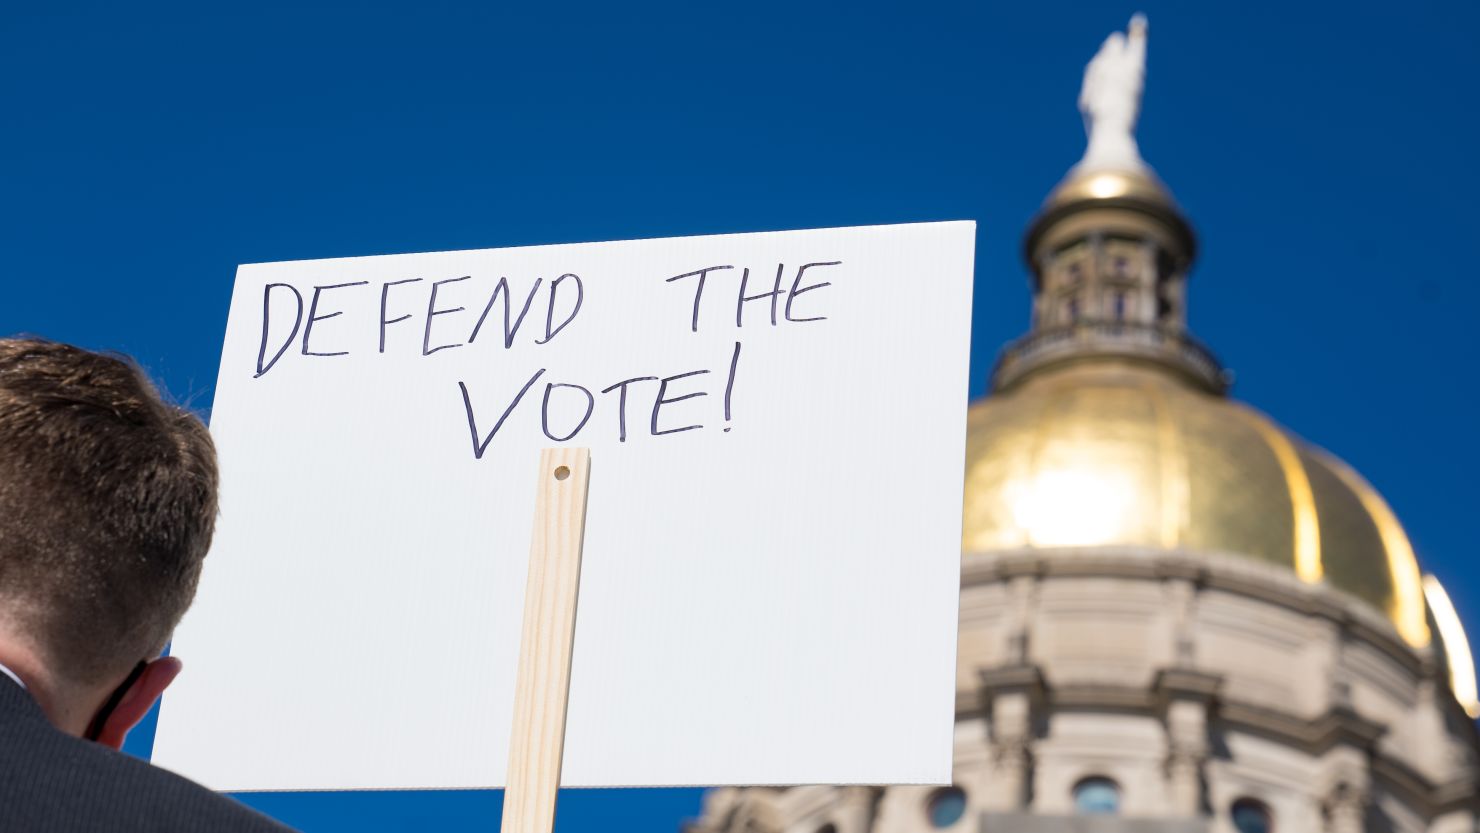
[0,715,294,833]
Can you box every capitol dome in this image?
[962,357,1430,648]
[963,162,1431,649]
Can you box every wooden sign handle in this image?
[501,447,592,833]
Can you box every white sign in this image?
[152,222,976,792]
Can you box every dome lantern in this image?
[991,14,1223,395]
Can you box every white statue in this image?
[1077,13,1148,172]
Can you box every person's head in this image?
[0,337,217,748]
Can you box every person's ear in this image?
[93,656,183,751]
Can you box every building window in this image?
[815,824,837,833]
[1066,298,1080,323]
[1113,292,1126,321]
[1112,256,1131,277]
[925,786,967,828]
[1072,776,1121,815]
[1231,798,1273,833]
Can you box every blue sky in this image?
[3,1,1477,830]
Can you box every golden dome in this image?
[962,359,1430,648]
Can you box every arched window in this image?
[1231,798,1273,833]
[815,824,837,833]
[1072,776,1121,815]
[925,785,967,828]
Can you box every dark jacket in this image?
[0,675,295,832]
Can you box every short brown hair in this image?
[0,337,217,687]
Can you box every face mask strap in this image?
[85,660,148,743]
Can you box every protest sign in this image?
[151,222,976,791]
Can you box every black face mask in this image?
[85,660,147,743]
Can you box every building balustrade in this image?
[992,321,1227,392]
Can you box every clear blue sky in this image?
[3,2,1477,831]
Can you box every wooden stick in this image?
[501,447,592,833]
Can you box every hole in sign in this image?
[554,465,571,481]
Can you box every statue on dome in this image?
[1078,13,1148,172]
